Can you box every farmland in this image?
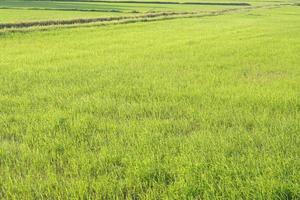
[0,0,299,199]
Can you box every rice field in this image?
[0,0,299,199]
[0,8,135,23]
[0,0,249,13]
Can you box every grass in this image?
[0,4,299,199]
[0,0,250,13]
[0,0,289,29]
[0,11,201,29]
[0,8,133,23]
[0,0,157,12]
[0,0,257,28]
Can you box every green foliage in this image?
[0,0,245,13]
[0,9,129,23]
[0,4,299,199]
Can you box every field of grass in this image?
[0,0,249,14]
[0,0,160,12]
[0,0,299,198]
[0,0,257,29]
[0,9,134,23]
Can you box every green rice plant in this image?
[0,8,131,23]
[0,4,299,200]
